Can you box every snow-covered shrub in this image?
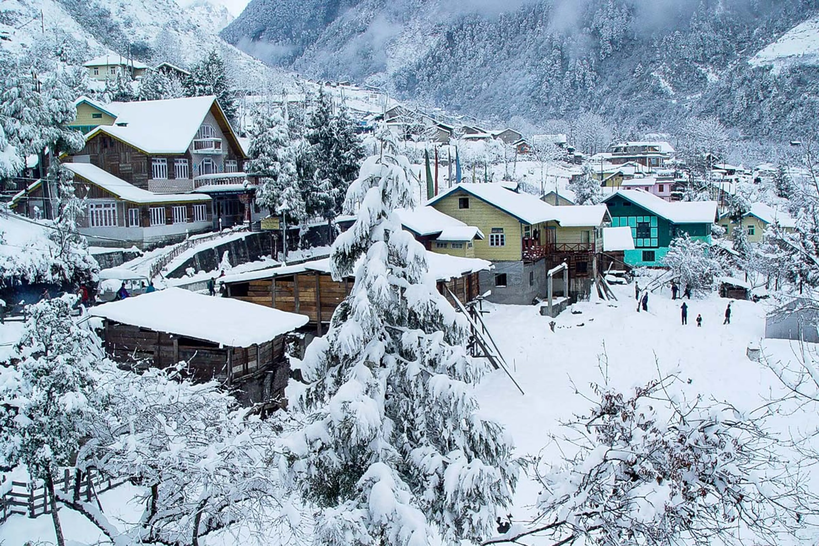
[525,374,804,546]
[662,234,723,294]
[282,129,518,545]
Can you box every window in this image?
[92,113,103,119]
[529,271,534,286]
[747,224,755,236]
[174,158,189,179]
[642,250,656,262]
[623,200,631,206]
[451,242,464,249]
[150,207,166,226]
[436,242,448,249]
[109,67,116,74]
[523,225,531,238]
[658,184,665,192]
[88,202,117,227]
[581,230,591,244]
[193,204,207,222]
[173,205,187,224]
[636,221,651,239]
[128,208,140,227]
[489,227,505,247]
[196,124,216,139]
[199,158,216,175]
[467,241,473,248]
[93,67,99,76]
[225,160,238,173]
[152,158,168,179]
[495,273,508,287]
[576,261,588,274]
[458,197,470,209]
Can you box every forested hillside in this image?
[222,0,819,139]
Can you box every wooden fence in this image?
[149,228,247,280]
[0,468,123,523]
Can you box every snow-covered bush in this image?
[282,129,518,545]
[512,374,805,546]
[662,234,723,294]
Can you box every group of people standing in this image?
[635,281,733,327]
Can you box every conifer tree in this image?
[0,296,98,546]
[283,129,517,545]
[137,69,185,101]
[105,69,135,102]
[184,50,237,125]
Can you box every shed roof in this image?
[602,190,717,224]
[602,226,636,251]
[746,202,796,229]
[63,163,211,204]
[395,206,484,239]
[90,288,308,347]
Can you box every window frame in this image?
[152,158,168,180]
[150,206,166,226]
[642,250,656,262]
[128,208,140,228]
[495,273,508,287]
[172,205,188,224]
[458,197,470,209]
[88,201,117,228]
[225,159,238,173]
[193,204,207,223]
[174,158,190,180]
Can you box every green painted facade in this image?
[605,195,711,267]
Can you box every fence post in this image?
[85,469,93,502]
[64,469,70,493]
[28,487,35,518]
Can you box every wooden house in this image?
[607,141,675,169]
[428,183,610,303]
[493,128,524,145]
[602,190,717,267]
[14,95,262,248]
[83,54,148,81]
[69,96,117,134]
[395,207,484,258]
[153,62,191,80]
[221,253,489,335]
[718,202,795,244]
[90,288,309,406]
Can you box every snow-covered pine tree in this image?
[137,69,185,101]
[283,130,517,545]
[48,165,99,286]
[0,296,98,546]
[568,167,603,205]
[305,88,364,221]
[104,69,135,102]
[247,107,306,227]
[184,50,238,125]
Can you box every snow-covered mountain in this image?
[0,0,293,91]
[179,0,236,33]
[221,0,819,139]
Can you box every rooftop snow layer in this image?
[746,202,796,228]
[85,96,217,154]
[395,206,469,236]
[603,226,636,251]
[436,226,484,241]
[603,190,717,224]
[63,163,211,204]
[90,288,308,346]
[83,55,149,69]
[428,183,558,225]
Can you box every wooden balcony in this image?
[522,239,593,261]
[193,138,223,154]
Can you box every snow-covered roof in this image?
[64,163,211,204]
[221,251,491,285]
[621,177,657,187]
[429,183,558,225]
[153,62,190,75]
[395,207,483,239]
[603,226,636,252]
[85,96,225,155]
[90,288,308,347]
[610,141,675,154]
[718,276,751,290]
[602,190,717,224]
[73,96,117,119]
[436,226,484,241]
[745,202,796,228]
[83,55,149,69]
[429,184,608,227]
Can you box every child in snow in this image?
[681,302,688,325]
[696,314,702,327]
[116,282,130,300]
[723,302,732,325]
[641,292,648,312]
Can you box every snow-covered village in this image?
[4,1,819,545]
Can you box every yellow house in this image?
[69,96,117,134]
[83,54,148,81]
[719,202,796,244]
[428,183,610,304]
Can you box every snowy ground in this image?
[1,279,814,545]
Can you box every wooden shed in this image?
[221,252,490,335]
[90,288,309,406]
[718,276,750,301]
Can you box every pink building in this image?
[620,176,674,201]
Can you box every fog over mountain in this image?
[222,0,819,139]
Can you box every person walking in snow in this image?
[671,281,678,300]
[681,302,688,325]
[724,302,732,325]
[207,277,216,296]
[696,314,702,327]
[635,282,640,300]
[683,286,692,299]
[641,291,648,312]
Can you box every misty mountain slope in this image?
[222,0,819,137]
[0,0,294,90]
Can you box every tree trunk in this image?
[45,472,66,546]
[73,468,82,503]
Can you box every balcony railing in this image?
[522,240,594,261]
[193,172,255,190]
[193,138,223,154]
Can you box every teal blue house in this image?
[602,190,717,267]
